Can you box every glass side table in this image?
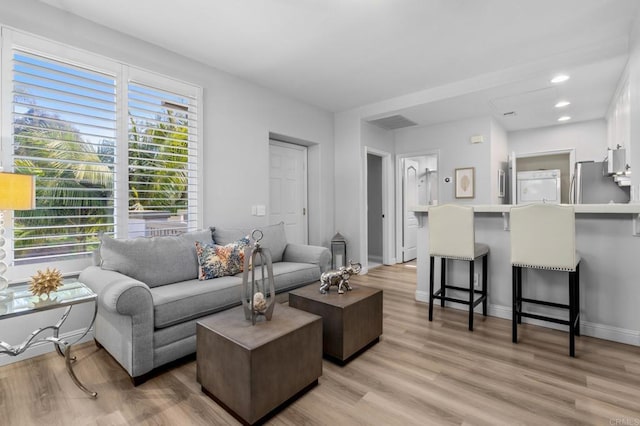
[0,280,98,398]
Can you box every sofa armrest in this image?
[282,244,331,273]
[79,266,153,316]
[79,266,155,378]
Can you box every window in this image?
[127,82,199,237]
[2,30,202,270]
[11,52,117,263]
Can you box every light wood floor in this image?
[2,263,640,425]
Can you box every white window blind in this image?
[11,51,116,263]
[127,82,199,237]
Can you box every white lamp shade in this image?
[0,172,36,210]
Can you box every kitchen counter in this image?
[411,203,640,214]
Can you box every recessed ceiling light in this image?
[558,116,572,122]
[551,74,570,84]
[555,100,571,108]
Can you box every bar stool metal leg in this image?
[569,272,576,357]
[482,255,488,316]
[429,256,435,322]
[516,267,523,324]
[468,260,474,331]
[512,265,518,343]
[575,263,580,336]
[440,258,446,308]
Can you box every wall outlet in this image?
[473,273,479,288]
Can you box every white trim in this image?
[115,64,129,238]
[195,86,204,231]
[415,298,640,347]
[7,27,120,75]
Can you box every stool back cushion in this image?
[428,204,475,260]
[510,204,577,270]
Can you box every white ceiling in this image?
[39,0,640,131]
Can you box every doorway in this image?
[367,153,383,267]
[269,140,308,244]
[398,153,438,263]
[364,147,393,271]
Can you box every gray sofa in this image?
[78,222,331,384]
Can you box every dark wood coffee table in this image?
[196,304,322,425]
[289,284,383,364]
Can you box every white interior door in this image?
[402,158,420,262]
[269,141,308,244]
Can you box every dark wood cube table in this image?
[289,284,383,364]
[196,304,322,425]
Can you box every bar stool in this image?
[510,204,581,357]
[428,204,488,331]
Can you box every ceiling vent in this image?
[368,114,417,130]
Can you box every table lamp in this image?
[0,172,36,300]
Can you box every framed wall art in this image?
[455,167,475,199]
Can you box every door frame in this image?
[395,150,440,264]
[268,140,309,244]
[362,146,394,271]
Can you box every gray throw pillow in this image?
[212,222,288,264]
[99,228,213,287]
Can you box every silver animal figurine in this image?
[319,260,362,294]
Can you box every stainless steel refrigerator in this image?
[573,161,630,204]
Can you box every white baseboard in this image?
[580,321,640,346]
[414,294,640,347]
[368,255,382,263]
[0,328,94,367]
[415,290,429,303]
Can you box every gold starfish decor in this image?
[29,267,63,298]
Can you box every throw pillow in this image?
[195,236,251,280]
[212,222,287,264]
[99,228,213,287]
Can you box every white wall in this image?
[1,0,334,243]
[395,116,493,204]
[362,121,394,152]
[334,112,363,264]
[622,14,640,193]
[508,119,608,162]
[0,0,334,365]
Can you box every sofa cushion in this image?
[213,222,288,263]
[150,276,243,329]
[250,261,321,293]
[150,261,321,329]
[99,229,213,288]
[195,236,250,280]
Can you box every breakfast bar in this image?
[412,204,640,346]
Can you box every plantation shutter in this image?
[11,51,116,263]
[127,81,199,237]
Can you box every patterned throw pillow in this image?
[195,236,251,280]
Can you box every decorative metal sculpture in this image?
[241,229,276,325]
[29,267,63,298]
[319,260,362,294]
